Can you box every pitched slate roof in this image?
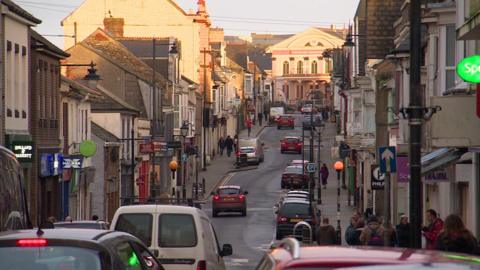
[91,122,120,142]
[2,0,41,24]
[61,76,103,100]
[31,30,70,58]
[79,28,167,87]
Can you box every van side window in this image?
[158,214,197,247]
[115,214,153,246]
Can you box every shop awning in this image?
[421,148,467,175]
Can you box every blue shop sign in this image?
[40,153,63,177]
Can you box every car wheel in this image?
[242,210,247,217]
[281,182,285,189]
[277,126,280,130]
[212,210,218,218]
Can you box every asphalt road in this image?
[204,114,308,269]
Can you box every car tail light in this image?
[17,238,47,247]
[213,195,220,201]
[197,260,206,270]
[282,174,288,179]
[239,195,245,201]
[277,216,287,223]
[236,151,240,157]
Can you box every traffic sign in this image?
[371,165,385,190]
[305,163,317,173]
[379,147,397,173]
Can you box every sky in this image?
[18,0,360,48]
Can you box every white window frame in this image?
[439,24,457,95]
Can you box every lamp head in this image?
[169,160,178,171]
[334,161,344,172]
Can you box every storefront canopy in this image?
[421,148,467,176]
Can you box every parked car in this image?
[211,185,248,217]
[301,104,316,114]
[257,238,480,270]
[281,136,302,154]
[275,200,318,240]
[54,220,110,230]
[111,205,232,270]
[0,228,164,270]
[277,116,295,129]
[302,114,323,130]
[290,160,308,166]
[238,138,265,164]
[281,166,308,189]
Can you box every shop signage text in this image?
[11,141,34,163]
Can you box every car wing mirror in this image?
[211,191,216,196]
[244,191,249,195]
[220,244,233,257]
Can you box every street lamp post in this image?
[169,160,179,202]
[317,124,324,205]
[334,161,345,244]
[180,122,189,199]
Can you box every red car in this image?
[281,166,308,189]
[281,137,302,154]
[277,116,295,129]
[257,238,480,270]
[211,185,248,217]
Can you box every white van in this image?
[110,205,232,270]
[238,138,265,165]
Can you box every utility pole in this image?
[309,108,314,197]
[201,48,210,171]
[317,127,322,204]
[150,39,157,198]
[409,0,423,249]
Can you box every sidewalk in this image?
[186,122,267,199]
[314,121,356,245]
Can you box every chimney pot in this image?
[103,17,124,38]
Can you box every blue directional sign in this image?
[305,163,317,173]
[379,147,397,173]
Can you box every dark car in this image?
[302,115,323,130]
[212,185,248,217]
[277,116,295,129]
[281,136,302,154]
[0,228,164,270]
[281,166,308,189]
[275,200,318,240]
[54,220,110,230]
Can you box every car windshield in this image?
[284,138,299,143]
[115,213,153,246]
[159,214,197,247]
[0,246,102,270]
[280,203,311,217]
[55,222,103,229]
[284,166,303,174]
[218,188,240,195]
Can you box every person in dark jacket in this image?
[350,219,365,246]
[225,135,234,157]
[345,213,359,245]
[317,217,337,245]
[218,136,226,156]
[396,214,411,247]
[435,214,478,255]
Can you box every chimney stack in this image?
[103,17,124,38]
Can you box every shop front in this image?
[39,151,63,221]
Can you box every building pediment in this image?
[267,27,346,53]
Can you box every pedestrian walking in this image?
[316,217,337,245]
[225,135,234,157]
[364,190,374,219]
[245,118,253,137]
[396,214,411,248]
[422,209,444,250]
[264,110,269,124]
[257,112,263,126]
[435,214,478,254]
[345,213,360,245]
[218,136,226,156]
[320,163,329,189]
[359,215,385,246]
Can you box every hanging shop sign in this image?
[62,155,84,169]
[457,55,480,83]
[11,141,34,163]
[40,153,63,177]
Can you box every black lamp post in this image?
[180,122,190,199]
[334,160,345,244]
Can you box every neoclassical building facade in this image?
[268,27,346,108]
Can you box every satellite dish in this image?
[80,140,97,157]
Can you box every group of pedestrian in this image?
[217,136,235,157]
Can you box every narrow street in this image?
[203,114,354,269]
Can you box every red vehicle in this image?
[257,238,480,270]
[211,185,248,217]
[277,116,295,129]
[281,137,302,154]
[281,166,308,189]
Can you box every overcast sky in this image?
[18,0,359,48]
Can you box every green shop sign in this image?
[457,55,480,83]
